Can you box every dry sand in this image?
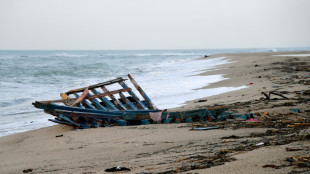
[0,52,310,174]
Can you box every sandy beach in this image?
[1,51,310,174]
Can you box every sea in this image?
[1,48,309,137]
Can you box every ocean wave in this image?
[0,55,16,59]
[0,110,42,117]
[97,53,204,57]
[159,53,203,56]
[54,53,89,58]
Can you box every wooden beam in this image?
[118,81,147,109]
[101,86,127,110]
[87,88,131,100]
[128,74,157,110]
[63,77,126,95]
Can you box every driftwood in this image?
[261,91,289,100]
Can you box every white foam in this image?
[0,116,56,137]
[126,57,245,109]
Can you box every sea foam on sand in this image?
[132,57,247,109]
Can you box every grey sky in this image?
[0,0,309,50]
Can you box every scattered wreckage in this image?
[33,74,232,129]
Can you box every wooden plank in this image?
[87,88,132,100]
[63,77,126,95]
[38,99,75,104]
[77,103,86,109]
[101,86,127,110]
[74,93,96,110]
[119,92,138,110]
[59,114,81,127]
[44,88,131,105]
[118,81,147,109]
[86,94,108,111]
[128,74,157,110]
[71,87,89,106]
[91,89,118,110]
[48,119,75,126]
[33,102,126,117]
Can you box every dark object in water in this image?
[33,74,228,129]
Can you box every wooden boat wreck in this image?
[33,74,229,129]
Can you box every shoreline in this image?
[1,51,310,174]
[175,51,310,110]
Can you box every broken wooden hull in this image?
[32,74,229,129]
[33,102,228,128]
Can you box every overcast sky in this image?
[0,0,309,50]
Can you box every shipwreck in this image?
[33,74,229,129]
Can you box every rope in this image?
[203,108,215,120]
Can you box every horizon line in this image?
[1,46,310,51]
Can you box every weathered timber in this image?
[87,88,132,100]
[86,94,108,111]
[38,88,132,105]
[261,91,289,100]
[119,92,138,110]
[62,77,125,97]
[91,89,118,110]
[128,74,157,110]
[101,86,127,110]
[118,80,147,109]
[74,93,97,110]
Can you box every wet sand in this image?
[0,51,309,174]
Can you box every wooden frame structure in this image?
[33,74,229,128]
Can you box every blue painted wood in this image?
[101,86,127,110]
[92,89,118,111]
[77,103,86,109]
[59,112,99,128]
[141,119,150,125]
[86,93,108,111]
[78,122,92,128]
[118,81,147,109]
[33,102,157,116]
[74,93,96,110]
[48,119,75,126]
[115,119,127,126]
[59,114,81,127]
[202,108,215,119]
[185,117,192,123]
[54,109,123,120]
[121,109,158,113]
[233,114,247,120]
[290,108,300,113]
[72,114,101,128]
[119,92,138,110]
[123,113,136,120]
[164,118,172,123]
